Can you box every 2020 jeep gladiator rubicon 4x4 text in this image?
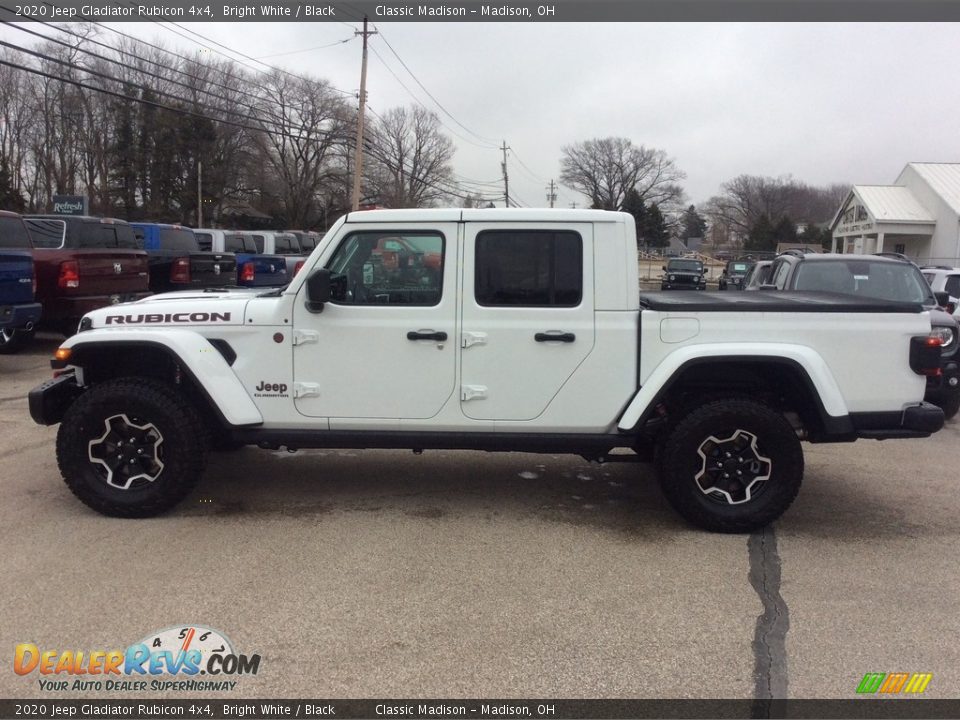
[29,210,945,532]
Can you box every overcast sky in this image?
[11,20,960,210]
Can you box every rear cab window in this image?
[274,234,300,255]
[25,219,66,248]
[224,234,252,253]
[76,222,139,249]
[0,216,33,248]
[195,232,213,251]
[158,228,199,252]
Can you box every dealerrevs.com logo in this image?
[14,625,261,692]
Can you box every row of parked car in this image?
[0,212,320,354]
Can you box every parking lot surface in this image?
[1,333,958,700]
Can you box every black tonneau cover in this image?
[639,291,926,313]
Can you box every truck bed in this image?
[639,291,926,313]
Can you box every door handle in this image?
[407,330,448,341]
[535,331,576,343]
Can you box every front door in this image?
[460,223,595,421]
[292,223,458,421]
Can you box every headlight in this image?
[930,325,955,349]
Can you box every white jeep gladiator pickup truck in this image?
[29,209,945,532]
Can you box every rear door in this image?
[460,223,595,421]
[292,223,457,421]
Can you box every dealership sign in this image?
[51,195,88,216]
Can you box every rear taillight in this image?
[294,260,305,276]
[911,335,943,377]
[240,262,255,283]
[57,261,79,289]
[32,263,37,296]
[170,257,191,284]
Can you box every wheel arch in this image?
[618,349,854,441]
[62,333,262,429]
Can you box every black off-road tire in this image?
[0,327,29,354]
[935,391,960,421]
[658,398,803,533]
[56,378,208,517]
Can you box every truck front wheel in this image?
[658,398,803,532]
[56,378,208,517]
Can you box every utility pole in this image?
[546,179,557,208]
[500,140,510,208]
[351,16,377,211]
[197,160,202,228]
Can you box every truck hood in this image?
[81,288,258,329]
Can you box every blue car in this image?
[0,211,42,354]
[193,230,288,288]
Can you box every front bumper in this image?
[0,302,42,330]
[29,372,82,426]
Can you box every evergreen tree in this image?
[0,159,24,212]
[773,215,798,245]
[745,213,776,251]
[621,188,647,246]
[680,204,707,240]
[643,202,670,248]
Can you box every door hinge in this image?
[461,331,488,349]
[292,330,319,346]
[461,385,488,401]
[293,382,320,399]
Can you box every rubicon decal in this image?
[14,625,260,693]
[104,312,231,325]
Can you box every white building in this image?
[830,163,960,262]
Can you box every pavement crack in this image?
[749,525,789,717]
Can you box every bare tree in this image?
[365,105,454,208]
[559,137,685,210]
[706,175,850,238]
[253,71,350,228]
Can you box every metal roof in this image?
[903,163,960,215]
[852,186,935,223]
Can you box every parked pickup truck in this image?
[25,215,151,336]
[28,209,944,532]
[0,211,42,354]
[246,231,308,277]
[131,223,237,293]
[193,230,288,288]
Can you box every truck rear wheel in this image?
[56,378,207,517]
[658,398,803,532]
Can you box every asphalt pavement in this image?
[1,333,957,701]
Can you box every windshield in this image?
[793,260,936,304]
[668,260,703,272]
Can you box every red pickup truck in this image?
[25,216,151,336]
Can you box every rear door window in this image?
[475,230,582,307]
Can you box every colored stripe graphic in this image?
[904,673,933,694]
[857,672,932,694]
[857,673,886,694]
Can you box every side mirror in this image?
[305,268,331,313]
[934,291,951,308]
[661,265,667,271]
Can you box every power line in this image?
[367,45,498,152]
[254,36,356,59]
[374,27,500,147]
